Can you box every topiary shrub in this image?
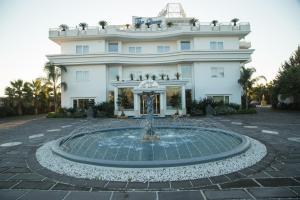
[214,105,237,115]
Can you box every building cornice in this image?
[49,24,250,43]
[47,50,254,65]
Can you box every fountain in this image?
[39,79,266,182]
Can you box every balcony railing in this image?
[49,22,250,38]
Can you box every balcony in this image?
[239,40,251,49]
[49,22,251,42]
[47,49,254,66]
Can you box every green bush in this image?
[47,110,87,118]
[94,101,114,118]
[236,108,257,114]
[0,106,16,118]
[214,105,237,115]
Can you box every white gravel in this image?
[36,136,266,182]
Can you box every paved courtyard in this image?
[0,108,300,199]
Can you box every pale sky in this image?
[0,0,299,96]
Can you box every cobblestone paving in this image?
[0,108,300,199]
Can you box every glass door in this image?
[140,94,160,115]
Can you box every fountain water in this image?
[142,91,160,141]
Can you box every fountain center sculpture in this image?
[137,80,160,141]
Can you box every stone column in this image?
[133,93,140,117]
[160,92,165,117]
[114,87,118,115]
[181,86,186,115]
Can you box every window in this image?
[208,96,229,104]
[166,86,182,110]
[180,41,191,50]
[157,46,170,53]
[117,88,134,109]
[129,46,142,53]
[181,65,192,79]
[108,42,118,52]
[76,45,89,54]
[211,67,224,78]
[76,71,89,81]
[109,67,119,81]
[210,41,223,50]
[73,98,95,109]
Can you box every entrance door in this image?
[140,94,160,115]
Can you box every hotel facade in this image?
[47,4,253,117]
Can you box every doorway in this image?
[140,94,160,115]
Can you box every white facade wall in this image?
[61,65,107,107]
[193,62,242,104]
[122,41,177,54]
[193,37,239,50]
[61,40,106,54]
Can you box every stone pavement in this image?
[0,108,300,199]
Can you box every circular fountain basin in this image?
[52,126,250,168]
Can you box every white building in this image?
[47,3,253,117]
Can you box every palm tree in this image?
[231,18,239,26]
[134,23,141,29]
[145,73,150,80]
[211,20,218,26]
[238,66,266,109]
[190,18,198,26]
[167,22,173,28]
[151,74,156,80]
[145,22,151,28]
[44,62,67,112]
[98,20,107,29]
[79,22,88,30]
[8,79,25,115]
[59,24,69,31]
[175,72,180,80]
[30,79,42,115]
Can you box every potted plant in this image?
[98,20,107,29]
[231,18,239,26]
[145,73,150,80]
[79,22,88,30]
[145,22,151,28]
[125,24,130,29]
[211,20,218,27]
[59,24,69,31]
[160,73,165,80]
[189,18,198,26]
[166,75,170,80]
[175,72,180,80]
[130,73,134,81]
[151,74,156,80]
[167,22,173,28]
[116,75,120,81]
[139,75,143,81]
[157,23,161,28]
[134,23,141,29]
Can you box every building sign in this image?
[132,16,164,25]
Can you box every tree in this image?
[5,80,26,115]
[238,66,266,109]
[79,22,88,30]
[231,18,239,26]
[170,93,181,115]
[44,62,67,112]
[98,21,107,29]
[167,22,173,28]
[59,24,69,31]
[145,22,151,28]
[211,20,218,26]
[272,46,300,109]
[29,79,43,115]
[189,18,198,26]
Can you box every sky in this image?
[0,0,299,96]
